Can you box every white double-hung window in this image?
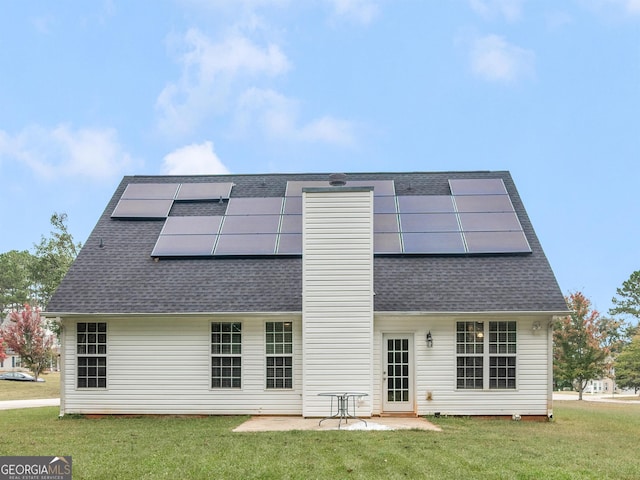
[265,322,293,389]
[456,321,517,390]
[211,322,242,388]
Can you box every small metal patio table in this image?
[318,392,368,429]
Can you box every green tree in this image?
[614,333,640,394]
[554,292,609,400]
[610,270,640,322]
[3,304,54,380]
[0,250,35,314]
[30,212,82,309]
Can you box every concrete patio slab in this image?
[233,416,441,432]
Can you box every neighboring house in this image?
[45,171,568,419]
[1,313,60,373]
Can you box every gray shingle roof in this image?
[45,171,567,314]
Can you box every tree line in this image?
[0,212,81,379]
[554,274,640,398]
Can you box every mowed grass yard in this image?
[0,395,638,480]
[0,371,60,400]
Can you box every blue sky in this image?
[0,0,638,315]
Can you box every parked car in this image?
[0,372,45,382]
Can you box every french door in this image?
[382,334,414,413]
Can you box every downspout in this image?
[57,318,65,418]
[547,316,555,420]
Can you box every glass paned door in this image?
[382,334,414,413]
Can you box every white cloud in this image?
[328,0,379,24]
[0,124,135,180]
[578,0,640,16]
[470,34,535,83]
[161,141,230,175]
[235,88,356,146]
[156,28,290,136]
[469,0,524,22]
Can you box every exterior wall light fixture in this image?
[426,331,433,348]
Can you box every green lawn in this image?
[0,371,60,400]
[0,401,638,479]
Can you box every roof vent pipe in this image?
[328,173,347,186]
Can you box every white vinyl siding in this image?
[302,188,374,417]
[60,315,302,416]
[374,315,553,417]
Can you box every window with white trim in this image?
[77,322,107,388]
[211,322,241,388]
[265,322,293,389]
[456,321,517,390]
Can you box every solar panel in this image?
[151,234,217,256]
[399,213,460,233]
[127,176,532,258]
[458,212,523,232]
[454,195,514,213]
[121,183,180,199]
[402,232,466,254]
[280,214,302,234]
[215,234,278,255]
[226,197,283,215]
[175,182,234,201]
[449,178,507,195]
[220,215,280,234]
[464,231,531,253]
[276,234,302,254]
[374,195,397,214]
[397,195,455,213]
[283,196,302,215]
[111,199,174,218]
[374,214,400,233]
[374,233,403,253]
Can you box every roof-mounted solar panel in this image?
[121,183,180,199]
[464,231,531,253]
[398,195,455,213]
[454,194,515,213]
[276,233,302,254]
[374,213,400,233]
[402,232,466,254]
[400,213,460,233]
[215,234,278,255]
[221,215,280,235]
[151,234,217,256]
[458,212,523,232]
[280,214,302,234]
[374,195,397,214]
[175,182,234,201]
[374,232,403,253]
[225,197,283,215]
[111,199,174,218]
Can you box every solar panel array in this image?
[111,182,233,218]
[112,179,531,257]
